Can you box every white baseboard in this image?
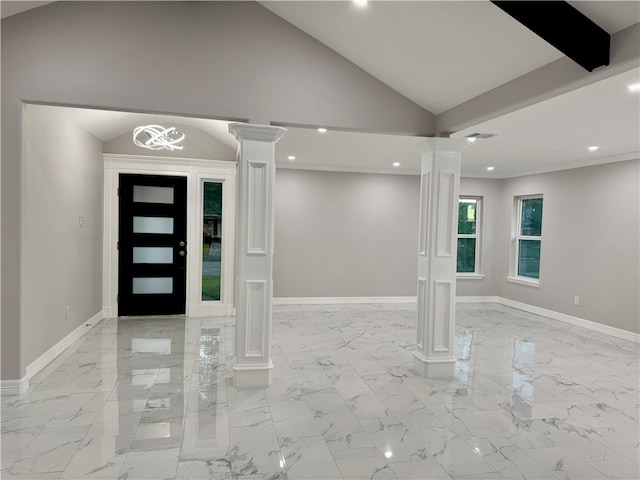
[273,296,417,305]
[274,295,639,344]
[188,303,232,317]
[456,296,501,303]
[1,310,105,396]
[496,297,640,344]
[0,377,30,396]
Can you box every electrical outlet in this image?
[79,216,85,227]
[65,305,70,320]
[574,296,580,306]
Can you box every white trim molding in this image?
[456,296,501,303]
[0,377,30,396]
[276,162,420,177]
[232,360,273,388]
[457,274,485,280]
[506,276,540,288]
[1,310,105,396]
[103,154,237,318]
[273,296,417,305]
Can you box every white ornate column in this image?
[229,123,287,387]
[413,138,468,378]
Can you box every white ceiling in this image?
[277,67,640,177]
[263,0,567,115]
[8,0,640,178]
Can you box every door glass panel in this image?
[133,247,173,264]
[202,182,223,301]
[134,185,174,204]
[133,277,173,294]
[133,216,174,234]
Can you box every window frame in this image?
[456,196,483,279]
[508,194,543,287]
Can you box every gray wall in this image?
[273,161,640,334]
[21,105,104,369]
[497,160,640,333]
[104,124,237,161]
[1,1,431,379]
[274,169,420,298]
[272,171,504,299]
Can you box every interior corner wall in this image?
[496,159,640,333]
[20,106,104,373]
[273,169,420,298]
[457,177,502,297]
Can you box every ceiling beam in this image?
[491,1,610,72]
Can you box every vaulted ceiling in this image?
[3,0,639,178]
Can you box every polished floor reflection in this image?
[2,303,639,479]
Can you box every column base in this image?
[412,351,456,378]
[233,360,273,388]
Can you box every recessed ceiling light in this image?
[588,146,599,152]
[354,0,368,6]
[393,162,400,167]
[466,138,477,143]
[317,128,327,133]
[487,166,495,171]
[287,155,296,160]
[628,83,640,92]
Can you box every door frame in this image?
[103,154,237,318]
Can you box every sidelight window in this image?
[202,182,223,301]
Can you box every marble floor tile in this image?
[174,459,232,480]
[433,437,498,477]
[525,446,614,479]
[331,447,396,479]
[60,435,125,479]
[118,448,179,479]
[228,423,285,476]
[588,458,640,480]
[4,425,90,477]
[279,436,342,479]
[389,459,452,479]
[1,303,638,480]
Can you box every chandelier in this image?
[133,125,185,151]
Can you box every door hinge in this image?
[117,241,120,250]
[117,187,120,196]
[117,295,119,303]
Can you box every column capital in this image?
[229,123,287,143]
[419,137,469,153]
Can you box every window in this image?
[457,197,481,274]
[202,181,223,301]
[515,196,543,280]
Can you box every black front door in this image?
[118,174,187,316]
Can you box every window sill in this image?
[506,276,540,288]
[456,274,485,280]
